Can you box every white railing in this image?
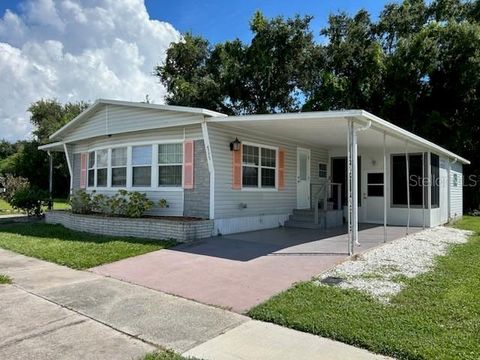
[311,182,342,224]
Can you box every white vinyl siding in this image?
[450,162,463,219]
[62,104,204,142]
[208,123,328,219]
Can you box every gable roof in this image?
[49,99,227,140]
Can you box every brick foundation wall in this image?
[45,211,214,243]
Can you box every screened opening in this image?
[431,153,440,208]
[391,153,426,206]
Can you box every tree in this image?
[155,12,317,114]
[28,99,89,144]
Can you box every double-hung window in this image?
[96,149,108,187]
[132,145,152,187]
[87,152,95,187]
[242,144,277,189]
[158,143,183,187]
[111,147,127,187]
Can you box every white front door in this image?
[365,171,384,223]
[297,148,311,209]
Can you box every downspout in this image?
[201,121,215,221]
[63,143,73,194]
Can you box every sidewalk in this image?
[0,248,389,359]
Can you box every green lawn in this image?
[0,198,70,214]
[0,274,12,284]
[249,216,480,360]
[0,223,175,269]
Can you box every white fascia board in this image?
[38,141,65,151]
[207,110,363,123]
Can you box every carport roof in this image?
[208,110,470,164]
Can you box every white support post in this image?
[405,142,410,235]
[352,125,359,248]
[422,152,426,229]
[347,120,353,255]
[383,132,387,242]
[48,151,53,210]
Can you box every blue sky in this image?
[0,0,396,141]
[1,0,394,43]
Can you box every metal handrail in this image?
[311,182,342,224]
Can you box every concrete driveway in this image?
[92,225,417,313]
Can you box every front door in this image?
[297,148,311,209]
[365,171,384,223]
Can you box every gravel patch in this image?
[316,226,473,302]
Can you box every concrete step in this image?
[288,213,316,222]
[284,219,325,229]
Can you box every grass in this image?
[0,274,12,284]
[249,216,480,360]
[0,223,175,269]
[0,198,70,214]
[142,350,199,360]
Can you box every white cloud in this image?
[0,0,180,141]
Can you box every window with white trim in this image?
[158,143,183,186]
[318,163,327,178]
[87,151,95,187]
[111,147,127,187]
[132,145,152,187]
[242,144,276,188]
[96,149,108,187]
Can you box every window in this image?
[391,154,426,206]
[319,163,327,178]
[367,173,384,197]
[431,154,439,208]
[111,147,127,187]
[158,143,183,186]
[132,145,152,187]
[96,149,108,187]
[87,151,95,187]
[242,144,276,189]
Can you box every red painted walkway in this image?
[91,225,418,313]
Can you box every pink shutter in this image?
[278,148,285,191]
[183,140,194,189]
[232,146,242,190]
[80,153,87,189]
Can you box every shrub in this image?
[158,198,169,208]
[0,174,30,203]
[68,189,153,218]
[124,191,154,218]
[69,189,92,214]
[10,187,49,216]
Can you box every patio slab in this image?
[92,225,419,313]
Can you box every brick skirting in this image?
[45,211,214,242]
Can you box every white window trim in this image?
[110,147,128,188]
[241,141,279,191]
[158,143,183,188]
[318,162,327,178]
[85,140,184,192]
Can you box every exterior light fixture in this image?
[230,137,241,151]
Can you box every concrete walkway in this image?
[0,248,389,360]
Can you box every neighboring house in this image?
[40,99,468,237]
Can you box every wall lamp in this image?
[230,137,241,151]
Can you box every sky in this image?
[0,0,394,142]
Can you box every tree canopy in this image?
[156,0,480,209]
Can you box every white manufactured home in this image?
[41,99,468,245]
